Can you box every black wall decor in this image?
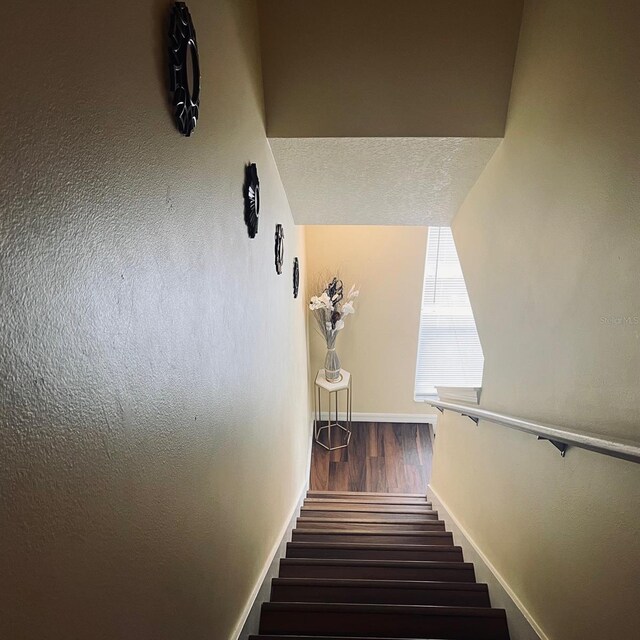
[274,224,284,274]
[293,257,300,298]
[243,163,260,238]
[168,2,200,136]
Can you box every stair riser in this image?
[250,637,390,640]
[300,509,438,521]
[292,531,454,546]
[286,544,464,562]
[296,519,444,532]
[304,497,430,506]
[307,491,426,499]
[271,584,490,607]
[279,563,475,582]
[302,503,433,513]
[259,610,509,639]
[251,637,437,640]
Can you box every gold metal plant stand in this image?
[314,369,352,451]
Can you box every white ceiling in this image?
[269,137,501,226]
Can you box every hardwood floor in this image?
[310,422,433,493]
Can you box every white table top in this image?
[315,369,351,392]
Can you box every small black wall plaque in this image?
[293,257,300,298]
[168,2,200,136]
[275,224,284,274]
[243,163,260,238]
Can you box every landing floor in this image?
[310,422,432,493]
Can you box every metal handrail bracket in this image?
[426,398,640,463]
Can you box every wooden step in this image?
[251,636,447,639]
[302,502,433,513]
[286,541,464,562]
[259,602,510,639]
[297,519,445,532]
[251,637,451,640]
[298,518,445,531]
[296,518,442,531]
[305,497,429,506]
[292,529,454,546]
[300,508,437,521]
[270,577,490,607]
[279,558,475,582]
[308,490,426,499]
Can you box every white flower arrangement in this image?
[309,278,359,347]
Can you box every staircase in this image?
[250,490,510,639]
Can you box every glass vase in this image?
[324,347,341,382]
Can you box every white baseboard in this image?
[428,484,547,640]
[318,411,438,424]
[232,420,313,640]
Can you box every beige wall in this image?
[432,1,640,638]
[0,2,310,639]
[305,225,433,416]
[258,0,523,137]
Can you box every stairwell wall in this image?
[305,225,436,418]
[431,1,640,638]
[0,1,311,639]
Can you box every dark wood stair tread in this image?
[280,558,473,570]
[263,602,505,615]
[279,558,475,582]
[299,514,440,523]
[296,519,445,532]
[302,503,434,513]
[293,529,451,536]
[292,530,454,546]
[271,577,491,606]
[251,636,450,639]
[271,577,488,591]
[299,516,445,529]
[288,542,462,551]
[308,491,426,498]
[305,497,430,506]
[251,637,461,639]
[286,541,464,561]
[300,509,439,522]
[260,602,509,639]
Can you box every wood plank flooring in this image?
[310,422,433,493]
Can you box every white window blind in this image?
[414,227,484,399]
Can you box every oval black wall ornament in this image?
[243,163,260,238]
[293,257,300,298]
[168,2,200,136]
[275,224,284,275]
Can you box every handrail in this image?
[427,398,640,464]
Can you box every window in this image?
[414,227,484,399]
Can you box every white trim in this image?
[428,484,547,640]
[318,411,438,424]
[435,386,481,405]
[231,420,313,640]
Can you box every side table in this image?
[314,369,352,451]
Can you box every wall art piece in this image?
[243,163,260,238]
[293,257,300,298]
[168,2,200,136]
[274,224,284,275]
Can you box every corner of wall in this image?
[428,484,546,640]
[234,427,312,640]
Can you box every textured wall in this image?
[305,226,434,416]
[0,1,310,639]
[431,1,640,638]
